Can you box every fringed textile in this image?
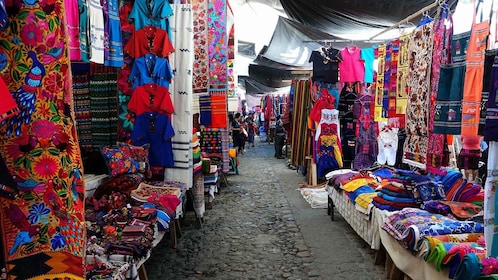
[164,3,194,190]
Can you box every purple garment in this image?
[353,121,378,170]
[329,172,358,188]
[131,112,175,167]
[484,53,498,141]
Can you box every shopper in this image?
[231,112,242,153]
[274,115,286,159]
[246,117,258,148]
[458,135,483,183]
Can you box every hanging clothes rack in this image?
[368,0,444,41]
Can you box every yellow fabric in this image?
[341,178,378,192]
[355,192,378,209]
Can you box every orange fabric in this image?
[461,1,490,136]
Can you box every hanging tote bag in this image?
[461,0,490,136]
[433,30,470,135]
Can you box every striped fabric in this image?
[290,80,313,168]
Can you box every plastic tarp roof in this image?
[279,0,458,40]
[260,16,345,67]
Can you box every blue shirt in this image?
[129,0,173,32]
[132,112,175,167]
[129,54,173,90]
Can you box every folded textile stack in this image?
[382,208,484,253]
[192,131,202,180]
[445,178,483,204]
[326,169,358,189]
[373,181,418,211]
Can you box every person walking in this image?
[274,115,286,159]
[246,117,258,148]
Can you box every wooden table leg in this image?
[138,265,148,280]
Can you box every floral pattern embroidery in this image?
[207,0,227,88]
[0,0,85,276]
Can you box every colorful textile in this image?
[338,46,365,82]
[0,77,19,122]
[427,12,452,174]
[128,84,174,116]
[382,208,484,253]
[207,0,227,88]
[208,90,228,128]
[396,33,410,115]
[128,0,173,31]
[290,80,313,168]
[0,1,85,278]
[199,94,212,125]
[434,31,471,135]
[354,192,377,209]
[461,1,490,136]
[64,0,81,60]
[131,112,175,167]
[374,45,387,122]
[443,242,486,278]
[104,0,124,67]
[89,69,119,148]
[124,26,174,59]
[192,0,209,94]
[454,253,486,280]
[128,54,173,90]
[164,3,195,189]
[403,21,434,169]
[78,0,90,62]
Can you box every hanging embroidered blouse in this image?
[131,112,175,167]
[89,0,105,64]
[308,48,340,83]
[104,0,124,67]
[128,54,173,90]
[128,83,174,116]
[78,0,90,62]
[124,26,174,58]
[64,0,81,60]
[129,0,173,32]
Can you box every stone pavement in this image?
[145,138,386,279]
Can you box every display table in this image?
[327,185,452,280]
[327,186,379,250]
[373,208,450,280]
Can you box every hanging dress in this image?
[315,109,342,177]
[89,0,105,64]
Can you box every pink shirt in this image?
[461,135,482,150]
[64,0,81,60]
[338,46,365,82]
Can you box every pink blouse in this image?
[338,46,365,82]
